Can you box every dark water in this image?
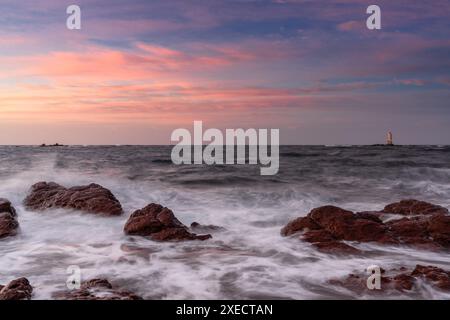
[0,145,449,299]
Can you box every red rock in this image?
[282,200,450,254]
[382,199,448,215]
[54,278,142,300]
[124,203,212,241]
[0,199,19,239]
[302,229,336,243]
[314,241,360,255]
[411,265,450,290]
[392,274,415,291]
[0,198,16,217]
[386,217,429,240]
[307,206,388,242]
[281,206,387,253]
[0,278,33,300]
[331,265,450,295]
[329,274,398,295]
[427,214,450,247]
[23,182,123,216]
[280,216,320,236]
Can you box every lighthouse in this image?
[386,131,393,146]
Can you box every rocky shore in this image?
[53,279,142,300]
[281,199,450,254]
[329,265,450,295]
[0,199,19,239]
[1,181,449,299]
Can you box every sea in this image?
[0,145,449,299]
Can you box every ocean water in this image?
[0,145,450,300]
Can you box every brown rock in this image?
[23,182,123,216]
[382,199,448,215]
[387,217,429,238]
[427,214,450,247]
[302,229,336,243]
[0,278,33,300]
[0,199,19,239]
[306,206,388,242]
[411,265,450,290]
[55,278,142,300]
[280,216,320,236]
[0,198,16,217]
[281,206,387,254]
[331,264,450,295]
[391,274,415,291]
[124,203,212,241]
[282,200,450,254]
[314,241,360,255]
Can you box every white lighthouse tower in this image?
[386,131,393,146]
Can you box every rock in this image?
[314,241,361,255]
[382,199,448,215]
[427,214,450,247]
[0,278,33,300]
[23,182,123,216]
[0,199,16,217]
[281,200,450,254]
[411,265,450,290]
[330,264,450,295]
[0,199,19,239]
[124,203,212,241]
[391,274,416,291]
[281,216,320,236]
[329,273,406,295]
[190,222,226,233]
[281,206,389,254]
[54,278,142,300]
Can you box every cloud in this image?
[337,20,362,32]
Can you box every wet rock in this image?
[281,216,321,236]
[190,222,226,233]
[23,182,123,216]
[314,241,361,255]
[55,278,142,300]
[329,273,403,295]
[0,198,16,217]
[281,206,389,254]
[411,265,450,290]
[427,214,450,247]
[282,200,450,254]
[0,278,33,300]
[382,199,448,216]
[0,199,19,239]
[124,203,212,241]
[330,264,450,295]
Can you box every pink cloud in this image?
[337,20,362,32]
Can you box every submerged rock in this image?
[0,199,19,239]
[281,200,450,254]
[411,265,450,290]
[330,264,450,295]
[23,182,123,216]
[0,278,33,300]
[54,278,142,300]
[124,203,212,241]
[190,222,226,233]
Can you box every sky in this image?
[0,0,449,145]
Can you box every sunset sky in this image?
[0,0,449,145]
